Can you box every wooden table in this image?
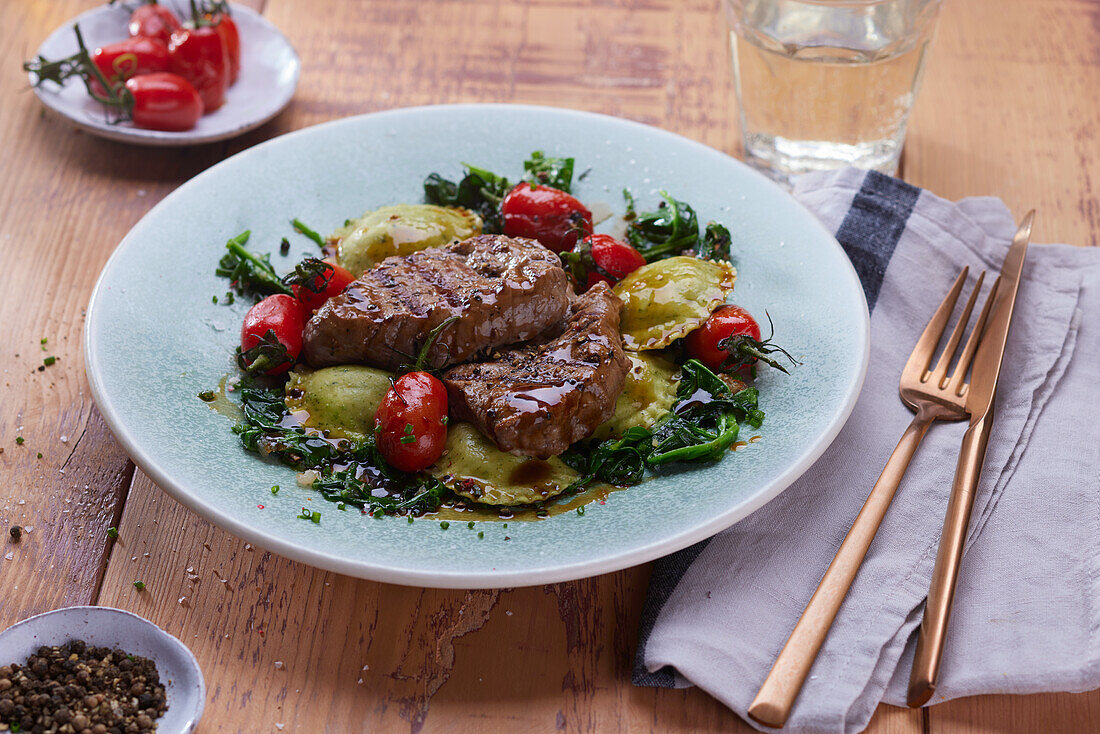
[2,0,1097,731]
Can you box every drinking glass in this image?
[725,0,942,184]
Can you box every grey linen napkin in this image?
[632,168,1100,733]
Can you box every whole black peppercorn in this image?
[8,526,20,541]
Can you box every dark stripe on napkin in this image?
[633,170,919,687]
[834,170,921,311]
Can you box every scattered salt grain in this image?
[274,661,284,670]
[178,597,187,606]
[60,435,68,443]
[4,552,13,560]
[505,611,513,616]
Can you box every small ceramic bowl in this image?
[0,607,204,733]
[28,3,300,146]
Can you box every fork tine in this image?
[947,275,1001,396]
[928,270,986,387]
[902,267,969,381]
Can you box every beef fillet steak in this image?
[302,234,571,370]
[443,282,630,459]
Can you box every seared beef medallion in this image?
[443,282,630,459]
[303,235,570,370]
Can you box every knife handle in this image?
[907,412,993,707]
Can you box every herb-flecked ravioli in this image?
[430,423,580,506]
[286,365,393,439]
[613,256,736,350]
[331,204,481,275]
[593,352,680,440]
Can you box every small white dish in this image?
[0,606,204,733]
[29,3,300,146]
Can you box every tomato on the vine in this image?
[128,4,183,45]
[291,260,356,312]
[501,183,593,253]
[168,24,230,112]
[210,13,241,83]
[686,305,796,375]
[375,372,449,472]
[239,294,306,375]
[124,73,203,131]
[566,233,647,290]
[90,38,170,95]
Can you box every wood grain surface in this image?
[1,0,1097,732]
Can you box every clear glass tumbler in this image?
[725,0,942,184]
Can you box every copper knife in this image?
[906,210,1035,707]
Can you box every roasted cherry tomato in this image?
[240,294,306,375]
[572,234,647,289]
[375,372,449,472]
[128,4,183,45]
[291,260,356,313]
[209,12,241,83]
[89,37,170,96]
[501,183,593,253]
[123,73,203,131]
[685,305,761,372]
[168,25,230,112]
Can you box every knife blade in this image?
[962,210,1034,420]
[906,210,1034,707]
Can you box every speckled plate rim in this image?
[29,3,301,147]
[84,103,870,588]
[0,606,205,733]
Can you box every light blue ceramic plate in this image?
[85,105,869,588]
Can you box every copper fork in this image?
[747,267,1000,729]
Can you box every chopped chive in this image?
[467,521,475,529]
[399,435,416,444]
[36,452,42,459]
[403,423,414,434]
[291,218,325,247]
[15,437,23,445]
[271,485,280,495]
[198,390,216,402]
[43,356,56,366]
[132,581,145,591]
[477,531,484,539]
[440,521,450,530]
[576,506,585,516]
[40,337,47,344]
[212,295,218,304]
[106,527,118,539]
[407,516,414,524]
[337,502,347,511]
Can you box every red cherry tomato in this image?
[240,294,306,375]
[375,372,449,472]
[501,183,593,253]
[582,234,646,289]
[128,4,183,45]
[168,25,230,112]
[685,305,762,372]
[291,260,356,312]
[208,13,241,84]
[89,37,170,96]
[122,72,202,131]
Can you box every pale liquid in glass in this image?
[732,22,931,181]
